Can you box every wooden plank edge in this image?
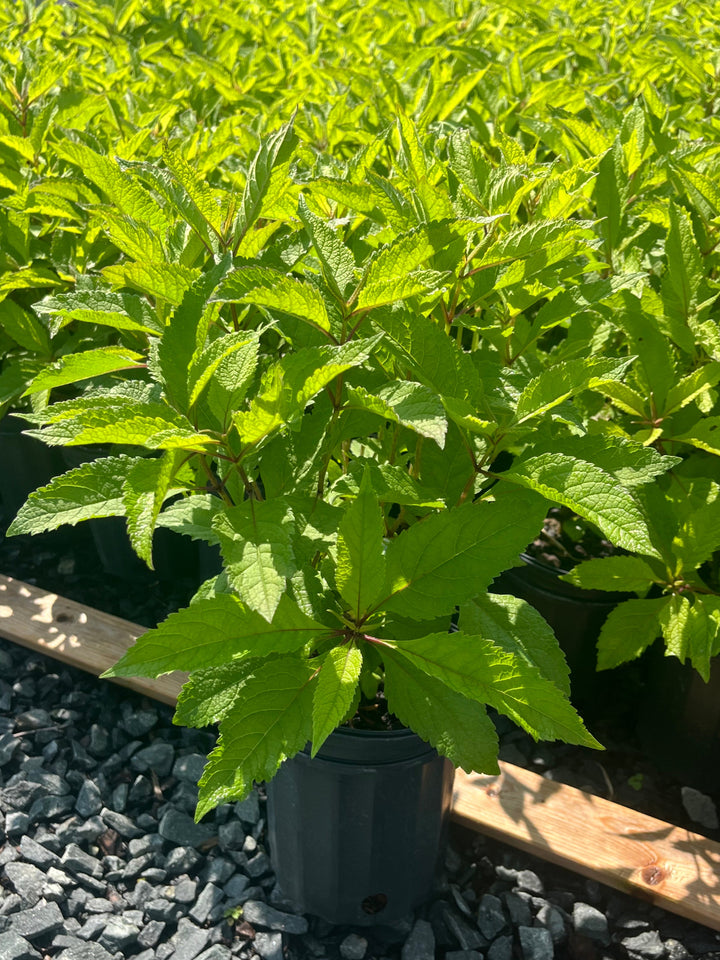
[2,573,720,931]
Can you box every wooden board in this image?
[2,573,720,931]
[0,574,185,705]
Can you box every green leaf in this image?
[188,332,258,410]
[35,291,160,335]
[212,500,296,622]
[659,595,715,682]
[23,347,145,396]
[596,597,668,670]
[231,116,298,247]
[123,453,180,568]
[7,455,137,535]
[530,433,677,487]
[515,357,633,423]
[381,634,599,747]
[196,655,315,816]
[331,459,445,509]
[562,556,659,593]
[459,593,571,697]
[298,194,356,300]
[662,201,703,325]
[383,653,500,774]
[379,492,548,620]
[0,300,50,354]
[347,381,447,448]
[174,660,261,728]
[673,493,720,570]
[102,262,200,306]
[673,416,720,456]
[233,337,381,446]
[156,254,234,411]
[664,363,720,416]
[336,471,385,620]
[164,145,224,236]
[214,266,332,336]
[601,381,647,417]
[155,494,223,545]
[475,219,594,270]
[503,454,660,558]
[311,644,363,756]
[356,269,448,311]
[104,593,327,678]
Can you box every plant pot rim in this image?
[303,723,438,766]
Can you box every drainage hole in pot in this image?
[361,893,388,915]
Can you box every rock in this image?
[477,894,506,940]
[681,786,719,831]
[122,854,154,881]
[164,846,202,876]
[99,808,143,839]
[137,919,166,949]
[201,857,235,885]
[224,874,250,901]
[121,709,158,738]
[173,754,207,784]
[88,726,109,757]
[519,926,554,960]
[218,821,245,851]
[536,903,567,944]
[246,851,272,877]
[195,947,231,960]
[61,843,102,879]
[0,931,41,960]
[145,900,178,923]
[98,918,140,952]
[572,901,609,944]
[170,919,213,960]
[516,870,544,895]
[10,901,64,940]
[443,908,484,951]
[340,933,368,959]
[242,900,308,935]
[488,935,513,960]
[0,734,20,767]
[5,812,30,836]
[189,882,224,925]
[664,939,691,960]
[234,792,260,824]
[165,877,198,903]
[3,863,47,907]
[253,931,284,960]
[401,918,435,960]
[131,742,175,778]
[18,836,59,869]
[444,953,483,960]
[75,780,103,818]
[622,930,667,959]
[56,945,114,960]
[502,891,532,927]
[159,808,215,848]
[15,708,52,730]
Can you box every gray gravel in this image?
[2,635,720,960]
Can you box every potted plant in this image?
[9,118,672,923]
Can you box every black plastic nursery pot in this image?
[491,554,633,720]
[266,726,455,926]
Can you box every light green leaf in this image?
[562,556,659,593]
[356,269,448,311]
[298,194,356,299]
[123,452,180,567]
[311,645,363,756]
[174,660,260,728]
[331,459,445,509]
[383,654,500,774]
[232,117,298,246]
[35,290,160,335]
[103,593,327,678]
[530,433,677,487]
[379,491,548,620]
[347,381,447,448]
[7,455,137,535]
[515,357,633,423]
[596,596,668,670]
[673,494,720,570]
[674,416,720,456]
[213,500,296,622]
[155,494,223,544]
[459,593,571,697]
[664,363,720,416]
[233,336,381,445]
[188,332,258,409]
[196,656,315,816]
[504,454,660,558]
[23,347,145,396]
[662,201,702,325]
[381,633,599,747]
[336,472,385,620]
[102,262,200,306]
[214,266,331,335]
[659,595,715,682]
[164,146,224,235]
